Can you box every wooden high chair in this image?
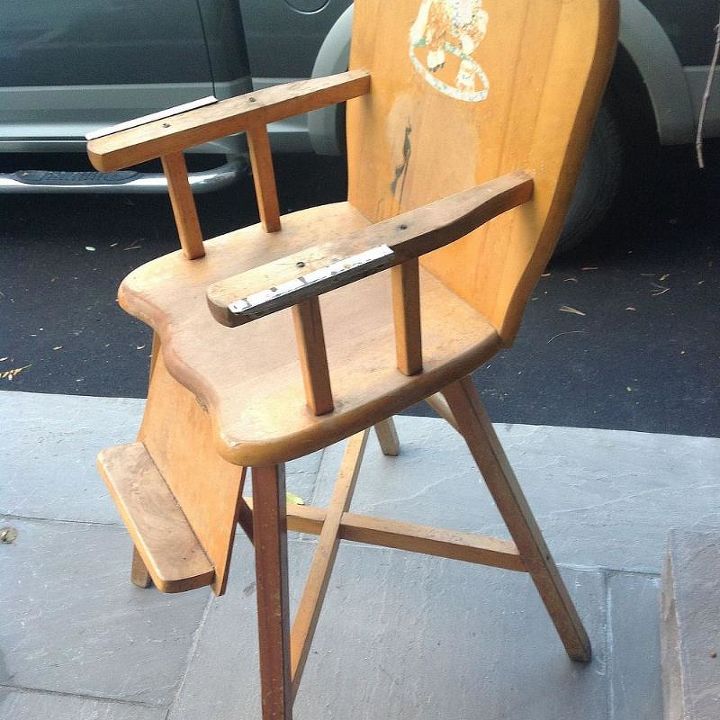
[89,1,618,717]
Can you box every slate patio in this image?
[3,389,720,719]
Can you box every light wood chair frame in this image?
[88,32,614,712]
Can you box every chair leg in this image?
[252,465,293,720]
[426,392,460,433]
[374,417,400,456]
[130,546,152,588]
[129,332,158,591]
[442,376,592,663]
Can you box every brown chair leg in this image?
[374,417,400,456]
[130,546,152,588]
[129,332,158,592]
[442,376,592,663]
[252,464,293,720]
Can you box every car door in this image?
[0,0,216,152]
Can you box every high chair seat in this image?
[120,201,500,466]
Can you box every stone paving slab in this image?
[1,392,144,524]
[607,572,662,720]
[0,390,322,525]
[5,390,712,718]
[170,537,608,720]
[0,516,209,707]
[314,418,720,573]
[0,687,165,720]
[662,529,720,720]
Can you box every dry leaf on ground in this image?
[0,364,31,381]
[559,305,586,316]
[286,492,305,506]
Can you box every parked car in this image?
[1,1,719,249]
[0,0,253,192]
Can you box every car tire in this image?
[555,99,624,254]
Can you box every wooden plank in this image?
[292,298,334,416]
[161,152,205,259]
[97,442,215,593]
[130,546,152,589]
[88,70,371,171]
[138,351,246,595]
[442,376,592,662]
[339,513,524,571]
[128,329,161,590]
[391,258,422,375]
[207,173,533,327]
[252,465,293,720]
[245,500,524,572]
[347,0,618,345]
[374,417,400,456]
[247,125,281,233]
[290,430,369,696]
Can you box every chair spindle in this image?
[247,124,281,233]
[292,298,334,415]
[161,152,205,259]
[391,258,423,375]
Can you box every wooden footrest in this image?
[97,442,215,593]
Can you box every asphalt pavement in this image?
[1,146,718,436]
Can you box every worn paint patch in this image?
[410,0,490,102]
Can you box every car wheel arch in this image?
[308,5,353,155]
[618,0,695,146]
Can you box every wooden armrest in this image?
[207,171,533,327]
[87,70,371,171]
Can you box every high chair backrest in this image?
[347,0,618,343]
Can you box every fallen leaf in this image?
[286,492,305,506]
[52,345,63,350]
[0,526,17,544]
[0,364,31,381]
[559,305,586,316]
[547,330,588,344]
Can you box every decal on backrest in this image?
[409,0,490,102]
